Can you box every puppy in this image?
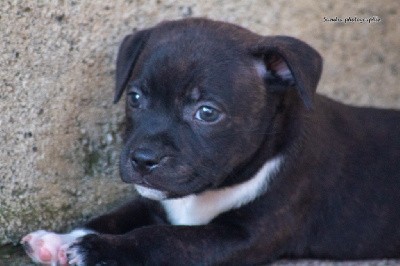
[21,18,400,265]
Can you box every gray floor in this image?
[2,245,400,266]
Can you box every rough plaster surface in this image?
[0,0,399,263]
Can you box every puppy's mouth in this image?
[120,153,216,199]
[133,180,206,200]
[133,177,210,201]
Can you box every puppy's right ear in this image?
[114,29,151,103]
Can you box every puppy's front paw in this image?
[66,234,118,266]
[21,229,93,265]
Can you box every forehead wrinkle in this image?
[140,36,251,112]
[143,61,200,113]
[145,47,204,96]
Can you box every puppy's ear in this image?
[251,36,323,109]
[114,29,151,103]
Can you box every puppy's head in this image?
[114,18,322,200]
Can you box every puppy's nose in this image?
[131,148,160,173]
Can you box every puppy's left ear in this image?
[250,36,323,109]
[114,29,151,103]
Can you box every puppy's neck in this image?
[162,155,283,225]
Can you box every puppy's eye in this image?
[128,90,143,108]
[195,106,221,123]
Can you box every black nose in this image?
[131,148,160,173]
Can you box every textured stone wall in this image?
[1,0,399,246]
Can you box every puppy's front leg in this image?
[21,197,162,265]
[84,197,164,234]
[66,223,255,265]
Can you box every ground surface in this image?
[2,245,400,266]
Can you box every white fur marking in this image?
[66,245,86,266]
[162,156,283,225]
[61,229,95,266]
[62,229,94,242]
[135,184,168,200]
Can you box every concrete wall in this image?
[1,0,399,245]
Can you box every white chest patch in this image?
[162,156,283,225]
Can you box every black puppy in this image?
[22,18,400,265]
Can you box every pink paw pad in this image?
[21,229,93,265]
[21,230,64,264]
